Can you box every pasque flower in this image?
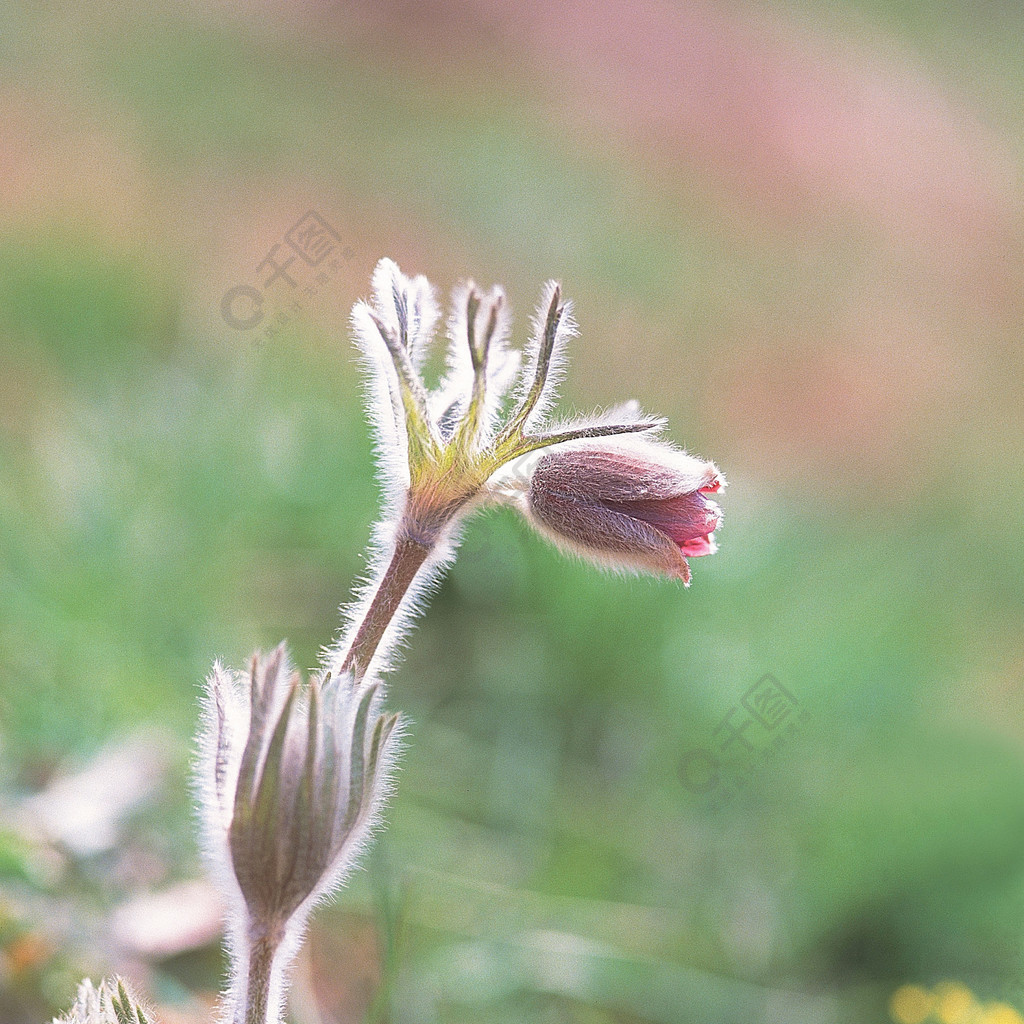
[197,645,398,1024]
[521,440,724,585]
[349,259,664,536]
[328,259,717,682]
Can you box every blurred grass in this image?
[1,0,1023,1022]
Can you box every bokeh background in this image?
[2,0,1024,1021]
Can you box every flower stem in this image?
[236,928,283,1024]
[340,533,431,680]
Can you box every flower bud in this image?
[54,978,153,1024]
[197,645,399,1021]
[524,441,724,585]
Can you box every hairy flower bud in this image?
[523,441,724,585]
[333,259,685,681]
[53,978,153,1024]
[197,644,399,1023]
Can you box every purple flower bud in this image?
[525,442,724,585]
[197,645,400,1023]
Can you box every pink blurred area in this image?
[4,0,1022,493]
[329,0,1020,270]
[212,0,1024,491]
[510,0,1018,265]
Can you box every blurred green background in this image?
[1,0,1023,1021]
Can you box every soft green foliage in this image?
[4,241,1024,1021]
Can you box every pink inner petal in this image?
[679,532,716,557]
[605,492,722,551]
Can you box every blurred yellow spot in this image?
[890,984,935,1024]
[979,1004,1024,1024]
[935,982,977,1024]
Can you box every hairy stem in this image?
[339,534,431,680]
[236,927,283,1024]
